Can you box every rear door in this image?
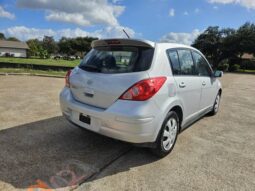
[192,51,217,110]
[70,42,154,109]
[167,49,201,121]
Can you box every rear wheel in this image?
[152,111,179,157]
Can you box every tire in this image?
[151,111,179,158]
[209,92,221,116]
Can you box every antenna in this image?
[123,29,130,39]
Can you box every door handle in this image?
[202,81,206,86]
[179,82,186,88]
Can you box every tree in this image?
[220,28,238,60]
[192,26,223,68]
[42,36,58,55]
[235,22,255,58]
[193,23,255,69]
[72,37,97,56]
[58,36,97,56]
[0,33,5,40]
[58,37,74,55]
[7,37,20,41]
[26,39,42,57]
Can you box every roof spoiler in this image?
[91,39,155,48]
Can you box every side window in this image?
[192,51,212,77]
[177,49,196,75]
[167,50,181,75]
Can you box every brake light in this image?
[106,40,121,45]
[119,77,167,101]
[65,70,72,88]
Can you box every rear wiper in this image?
[80,65,101,72]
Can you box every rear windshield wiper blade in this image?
[80,65,101,72]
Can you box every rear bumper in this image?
[59,87,163,143]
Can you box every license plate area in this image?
[79,114,91,125]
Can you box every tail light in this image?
[65,70,72,87]
[119,77,167,101]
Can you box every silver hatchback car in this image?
[60,39,222,157]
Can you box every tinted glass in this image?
[79,46,154,74]
[168,50,181,75]
[192,51,212,76]
[177,50,196,75]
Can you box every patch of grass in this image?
[0,68,66,77]
[237,69,255,73]
[0,57,80,67]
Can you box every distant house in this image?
[0,40,29,58]
[241,53,255,60]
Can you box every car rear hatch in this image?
[69,39,155,109]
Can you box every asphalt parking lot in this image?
[0,73,254,191]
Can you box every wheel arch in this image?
[219,88,222,95]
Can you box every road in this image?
[0,74,254,191]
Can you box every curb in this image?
[0,72,65,78]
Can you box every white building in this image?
[0,40,29,58]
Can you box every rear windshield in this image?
[79,46,154,73]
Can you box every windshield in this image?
[79,46,154,73]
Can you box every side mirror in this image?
[214,70,223,78]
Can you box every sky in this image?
[0,0,254,45]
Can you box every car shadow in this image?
[0,116,159,190]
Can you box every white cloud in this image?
[17,0,125,26]
[2,26,56,40]
[209,0,255,9]
[169,8,175,17]
[1,25,136,41]
[0,5,15,19]
[160,29,201,45]
[94,26,136,39]
[213,5,219,9]
[112,0,122,3]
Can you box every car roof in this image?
[156,42,198,50]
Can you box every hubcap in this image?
[214,95,220,112]
[162,117,178,151]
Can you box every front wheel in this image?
[209,92,221,116]
[151,111,179,158]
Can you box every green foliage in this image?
[0,33,5,40]
[217,60,229,72]
[192,22,255,70]
[26,39,42,57]
[39,48,49,59]
[192,26,223,69]
[240,60,255,70]
[236,23,255,57]
[0,34,20,41]
[229,64,240,72]
[58,36,97,56]
[0,57,79,67]
[7,37,20,41]
[26,39,50,59]
[42,36,58,55]
[25,36,98,58]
